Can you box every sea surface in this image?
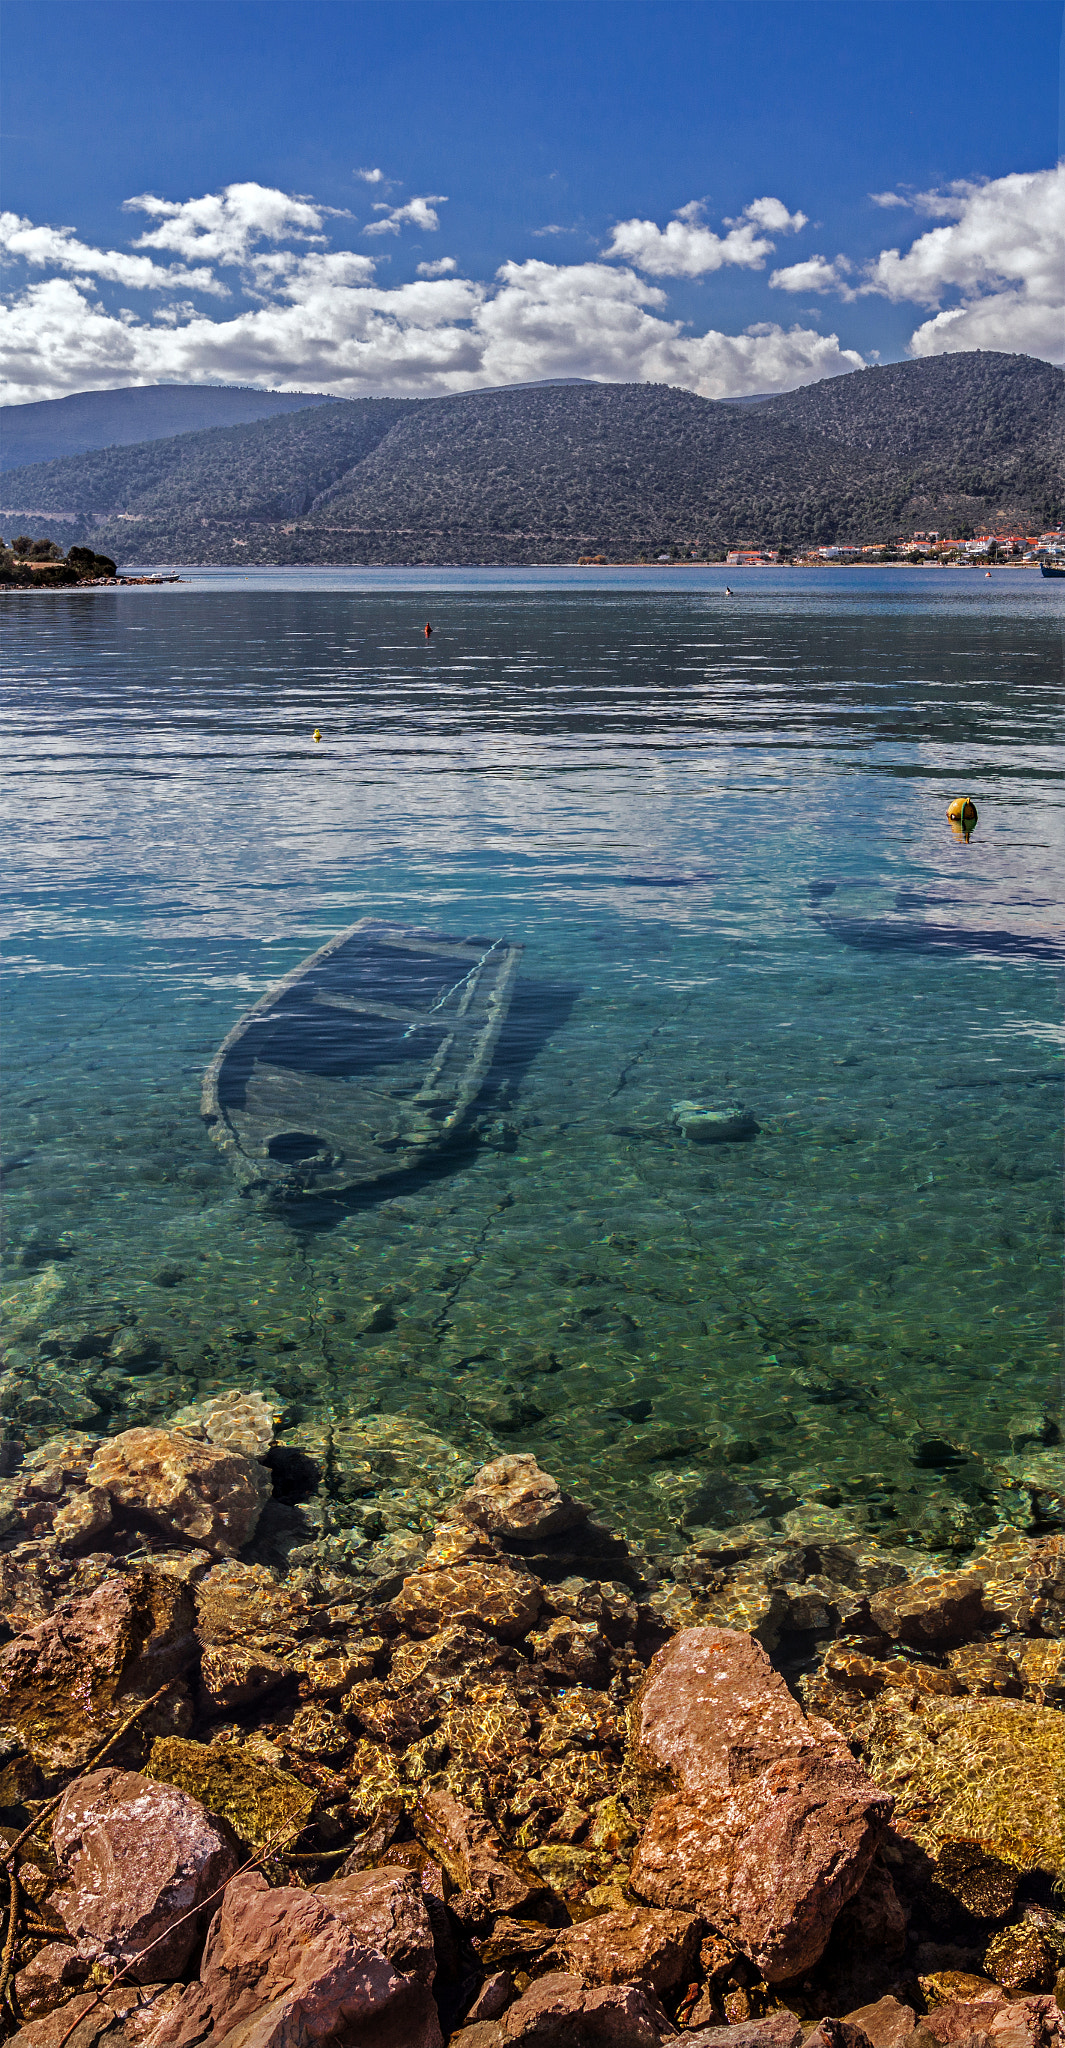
[2,567,1063,1561]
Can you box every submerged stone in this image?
[145,1734,316,1850]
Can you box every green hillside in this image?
[0,383,333,471]
[2,353,1059,565]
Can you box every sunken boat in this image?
[202,919,523,1197]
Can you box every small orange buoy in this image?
[947,796,977,833]
[424,622,432,638]
[313,728,322,743]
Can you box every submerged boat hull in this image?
[202,919,522,1197]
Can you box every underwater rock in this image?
[457,1452,588,1542]
[86,1426,269,1556]
[867,1698,1065,1875]
[629,1627,891,1980]
[869,1573,986,1650]
[194,1558,311,1644]
[52,1766,237,1982]
[390,1555,544,1642]
[199,1640,292,1711]
[672,1100,759,1143]
[551,1906,701,1994]
[413,1788,551,1929]
[984,1924,1057,1995]
[172,1387,280,1461]
[148,1866,443,2048]
[145,1734,316,1850]
[0,1568,197,1772]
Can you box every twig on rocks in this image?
[0,1866,19,2017]
[51,1818,306,2048]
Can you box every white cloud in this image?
[771,165,1064,364]
[770,253,855,298]
[868,190,909,208]
[127,182,330,266]
[365,196,447,236]
[354,167,386,185]
[416,256,458,277]
[0,217,861,408]
[605,196,806,277]
[0,210,223,294]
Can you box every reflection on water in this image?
[2,570,1062,1560]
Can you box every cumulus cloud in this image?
[605,196,806,277]
[365,195,447,236]
[0,198,862,407]
[0,211,223,294]
[354,167,386,184]
[771,165,1064,363]
[128,182,330,265]
[869,190,909,208]
[770,253,855,297]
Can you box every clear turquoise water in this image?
[2,568,1062,1557]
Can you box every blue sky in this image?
[1,0,1062,404]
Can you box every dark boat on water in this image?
[202,919,523,1198]
[1041,560,1065,578]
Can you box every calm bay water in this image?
[2,567,1063,1560]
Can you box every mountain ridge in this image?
[2,353,1060,563]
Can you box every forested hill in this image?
[0,383,333,472]
[2,352,1060,564]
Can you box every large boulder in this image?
[149,1867,442,2048]
[629,1627,891,1982]
[0,1569,197,1772]
[52,1768,236,1981]
[456,1456,587,1542]
[86,1427,268,1555]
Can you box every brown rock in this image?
[629,1628,891,1981]
[13,1943,90,2018]
[149,1866,442,2048]
[802,2024,873,2048]
[685,2020,803,2048]
[919,1982,1004,2021]
[987,1998,1065,2048]
[389,1623,507,1690]
[52,1767,236,1981]
[315,1865,439,1986]
[842,1998,916,2048]
[868,1575,985,1651]
[527,1614,609,1683]
[195,1560,310,1644]
[391,1558,543,1641]
[468,1972,516,2023]
[630,1625,816,1797]
[0,1569,197,1772]
[457,1455,587,1542]
[52,1489,114,1550]
[498,1970,675,2043]
[414,1788,550,1928]
[832,1858,908,1956]
[199,1641,291,1711]
[552,1906,701,1993]
[87,1427,268,1556]
[476,1918,559,1973]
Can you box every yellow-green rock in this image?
[869,1697,1065,1875]
[145,1735,315,1850]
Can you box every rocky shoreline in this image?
[0,1392,1062,2047]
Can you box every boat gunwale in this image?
[201,917,523,1192]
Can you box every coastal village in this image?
[723,530,1065,568]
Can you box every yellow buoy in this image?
[313,728,322,743]
[947,797,977,826]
